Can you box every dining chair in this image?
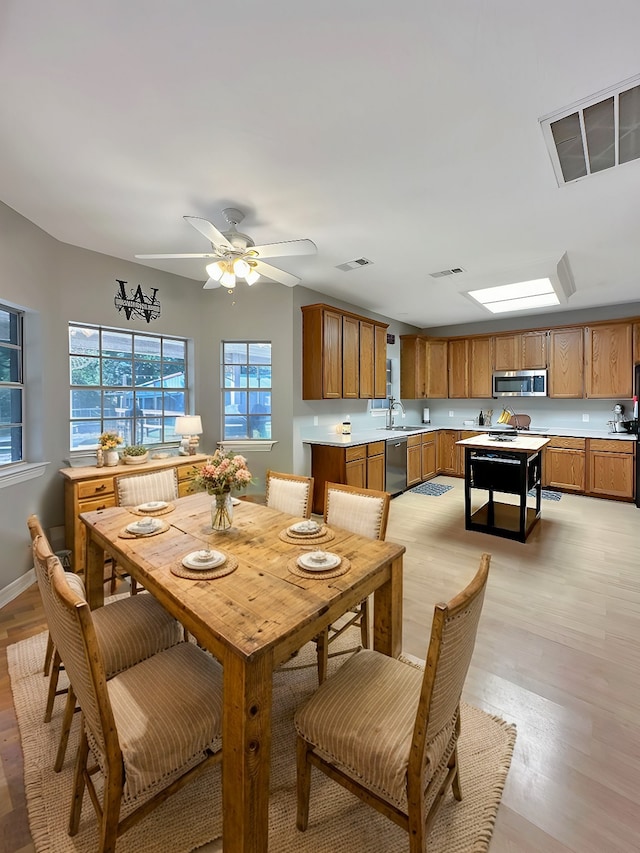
[315,482,391,683]
[45,550,223,853]
[110,467,180,593]
[265,470,314,518]
[28,515,183,772]
[295,553,491,853]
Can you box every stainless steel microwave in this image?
[492,369,547,397]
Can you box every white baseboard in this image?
[0,568,36,610]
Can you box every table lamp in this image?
[175,415,203,455]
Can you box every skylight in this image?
[467,278,559,314]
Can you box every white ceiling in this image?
[1,1,640,329]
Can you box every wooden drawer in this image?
[366,440,385,456]
[589,439,634,454]
[547,437,586,450]
[345,445,366,462]
[77,477,116,499]
[407,435,422,448]
[421,432,436,443]
[177,460,205,480]
[78,494,117,513]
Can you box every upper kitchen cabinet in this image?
[633,322,640,365]
[493,331,547,370]
[448,339,469,398]
[468,337,494,398]
[400,335,448,399]
[584,323,633,399]
[548,328,584,398]
[302,304,388,400]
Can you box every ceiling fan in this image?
[135,208,317,290]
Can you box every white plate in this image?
[297,551,340,571]
[182,550,226,570]
[137,501,168,512]
[289,520,321,535]
[126,519,162,535]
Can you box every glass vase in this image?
[211,491,234,532]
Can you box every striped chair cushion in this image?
[267,477,311,517]
[107,642,223,801]
[64,571,86,599]
[93,593,183,678]
[326,490,384,540]
[295,648,455,811]
[116,468,179,507]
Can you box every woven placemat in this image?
[287,555,350,580]
[279,526,335,546]
[128,503,176,517]
[171,553,238,580]
[117,520,171,539]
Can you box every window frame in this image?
[221,341,272,442]
[68,322,190,452]
[0,303,24,468]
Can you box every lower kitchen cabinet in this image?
[587,439,634,500]
[437,430,460,476]
[421,433,437,480]
[310,442,386,514]
[543,438,586,492]
[407,435,422,486]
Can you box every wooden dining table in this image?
[80,491,405,853]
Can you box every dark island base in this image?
[467,501,541,542]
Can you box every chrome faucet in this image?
[386,396,405,429]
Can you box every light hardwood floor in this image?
[2,480,640,852]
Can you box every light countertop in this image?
[301,425,637,448]
[456,433,550,453]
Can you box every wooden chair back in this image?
[265,470,314,518]
[323,482,390,540]
[114,467,179,506]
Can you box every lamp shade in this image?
[175,415,203,436]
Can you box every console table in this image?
[456,434,550,542]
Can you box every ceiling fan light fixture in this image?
[233,257,250,278]
[245,268,260,286]
[205,261,224,281]
[220,268,236,288]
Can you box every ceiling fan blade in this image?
[203,277,222,289]
[253,260,301,287]
[250,239,317,259]
[135,252,219,259]
[184,216,233,250]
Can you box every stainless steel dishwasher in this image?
[385,436,407,496]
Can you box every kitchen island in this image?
[457,433,550,542]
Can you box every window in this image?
[69,324,188,450]
[222,342,271,440]
[0,305,24,466]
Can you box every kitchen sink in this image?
[381,425,426,431]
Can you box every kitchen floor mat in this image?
[409,482,453,497]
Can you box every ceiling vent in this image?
[429,267,465,278]
[336,258,373,272]
[540,74,640,185]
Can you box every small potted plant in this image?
[121,444,149,465]
[99,431,123,466]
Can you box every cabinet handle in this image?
[96,484,107,492]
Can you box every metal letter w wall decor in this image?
[114,279,161,323]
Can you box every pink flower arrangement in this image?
[195,449,253,495]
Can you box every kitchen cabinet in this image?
[400,335,426,398]
[633,322,640,365]
[302,304,388,400]
[587,439,634,500]
[421,433,437,480]
[407,435,422,486]
[468,337,494,398]
[543,437,585,492]
[548,328,583,398]
[437,430,460,475]
[426,339,449,398]
[366,440,386,491]
[60,454,208,573]
[584,323,633,399]
[493,331,547,370]
[448,339,468,398]
[309,441,385,514]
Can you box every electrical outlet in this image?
[313,416,318,426]
[449,410,454,417]
[582,413,589,422]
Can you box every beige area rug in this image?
[8,629,515,853]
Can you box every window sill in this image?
[0,461,49,489]
[217,440,278,453]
